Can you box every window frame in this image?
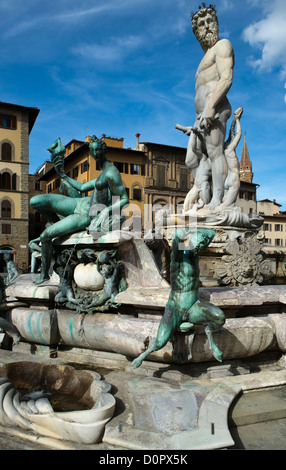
[133,187,142,201]
[2,223,11,234]
[1,142,12,161]
[130,164,141,175]
[1,200,12,219]
[0,114,17,130]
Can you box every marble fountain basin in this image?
[0,362,115,444]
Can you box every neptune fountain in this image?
[0,4,285,451]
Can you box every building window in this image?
[0,114,17,130]
[180,168,188,190]
[114,162,128,174]
[130,164,141,175]
[275,224,283,232]
[35,180,41,190]
[52,178,61,190]
[1,200,11,218]
[1,172,11,190]
[47,184,52,193]
[12,173,16,190]
[1,143,12,161]
[0,172,16,190]
[81,161,89,173]
[72,166,79,178]
[133,187,142,201]
[2,224,11,234]
[275,239,283,246]
[114,162,123,172]
[263,223,272,232]
[157,164,166,187]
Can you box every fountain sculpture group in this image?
[0,4,285,450]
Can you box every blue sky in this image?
[0,0,285,209]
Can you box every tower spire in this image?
[240,135,253,183]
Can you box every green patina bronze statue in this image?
[0,275,21,345]
[132,228,225,368]
[29,136,129,285]
[83,250,126,313]
[4,254,19,285]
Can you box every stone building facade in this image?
[0,101,39,273]
[258,199,286,248]
[135,140,191,230]
[28,172,48,242]
[236,135,258,215]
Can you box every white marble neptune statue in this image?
[177,4,241,213]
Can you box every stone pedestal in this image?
[2,229,286,371]
[103,374,241,450]
[160,216,283,287]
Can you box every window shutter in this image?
[12,173,17,190]
[2,143,12,161]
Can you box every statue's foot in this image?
[184,204,200,214]
[12,333,21,346]
[212,345,223,363]
[131,356,143,369]
[205,200,221,210]
[34,274,50,285]
[202,203,213,211]
[215,203,228,212]
[178,322,194,333]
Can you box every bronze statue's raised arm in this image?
[62,175,96,193]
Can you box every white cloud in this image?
[55,0,136,22]
[72,35,143,63]
[3,17,43,39]
[243,0,286,78]
[1,0,153,39]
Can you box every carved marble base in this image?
[3,227,286,370]
[0,362,115,444]
[159,215,279,287]
[4,303,286,365]
[162,205,264,230]
[5,231,169,314]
